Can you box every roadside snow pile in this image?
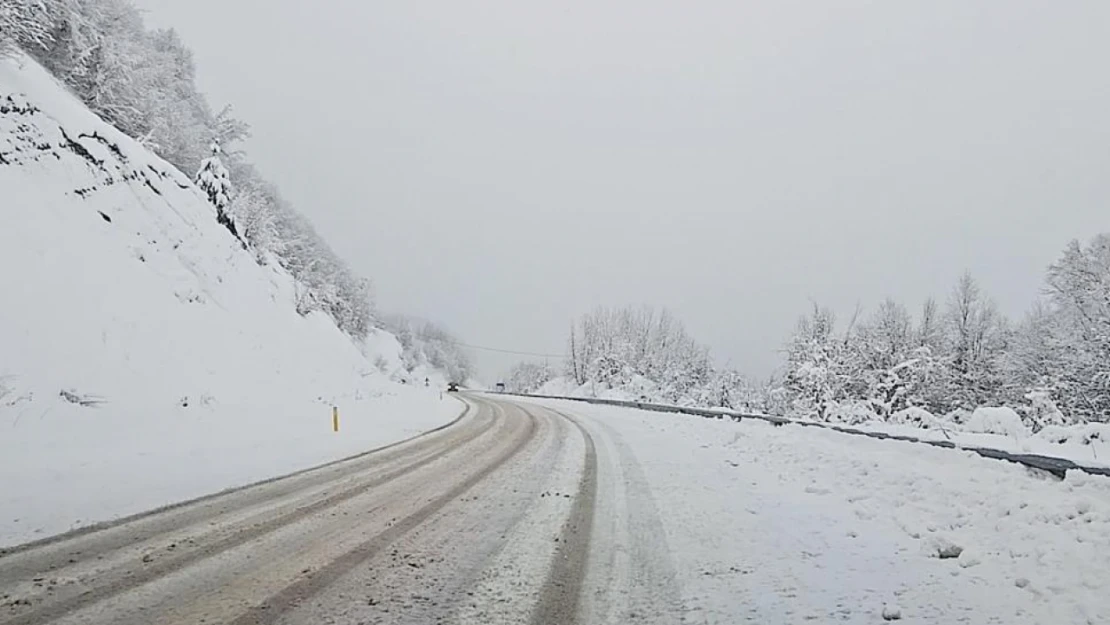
[0,55,459,548]
[535,375,661,402]
[847,406,1110,468]
[526,398,1110,624]
[525,374,1110,468]
[963,407,1029,438]
[887,406,947,428]
[1038,422,1110,447]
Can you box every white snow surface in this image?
[533,373,1110,469]
[853,410,1110,469]
[963,406,1028,438]
[535,374,658,402]
[0,55,459,548]
[522,398,1110,624]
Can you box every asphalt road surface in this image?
[0,395,683,624]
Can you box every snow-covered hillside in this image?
[0,55,458,547]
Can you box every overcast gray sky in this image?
[136,0,1110,381]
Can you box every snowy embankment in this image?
[536,374,661,403]
[534,376,1110,470]
[524,398,1110,624]
[849,407,1110,469]
[0,56,458,548]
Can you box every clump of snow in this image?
[888,406,945,429]
[957,549,982,568]
[964,407,1029,438]
[924,535,964,559]
[881,603,903,621]
[0,55,458,547]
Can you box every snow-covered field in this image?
[523,398,1110,624]
[0,56,459,548]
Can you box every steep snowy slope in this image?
[0,55,458,547]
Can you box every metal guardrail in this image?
[494,391,1110,479]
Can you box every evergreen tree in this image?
[194,139,239,240]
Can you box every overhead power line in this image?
[442,339,567,359]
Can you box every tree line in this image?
[506,306,763,410]
[2,0,373,338]
[506,235,1110,429]
[380,315,473,384]
[781,235,1110,429]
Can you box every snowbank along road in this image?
[0,395,681,624]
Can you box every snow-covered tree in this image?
[7,0,377,341]
[942,272,1008,409]
[505,361,556,393]
[765,238,1110,427]
[195,139,239,238]
[851,298,934,417]
[68,0,149,136]
[226,164,280,259]
[136,28,218,171]
[782,303,858,420]
[24,0,98,78]
[562,306,713,404]
[855,299,912,371]
[1,0,54,54]
[917,297,944,353]
[1035,235,1110,422]
[698,367,760,411]
[381,315,473,383]
[777,284,1015,421]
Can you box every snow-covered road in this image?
[3,395,1106,624]
[1,396,673,625]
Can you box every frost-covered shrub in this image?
[888,406,942,429]
[826,401,878,425]
[963,407,1029,439]
[1022,389,1066,433]
[504,361,556,393]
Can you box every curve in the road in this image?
[226,401,539,625]
[0,395,678,625]
[0,397,510,625]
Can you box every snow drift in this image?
[0,55,458,547]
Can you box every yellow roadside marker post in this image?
[332,406,339,432]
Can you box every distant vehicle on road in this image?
[495,382,506,393]
[447,382,459,392]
